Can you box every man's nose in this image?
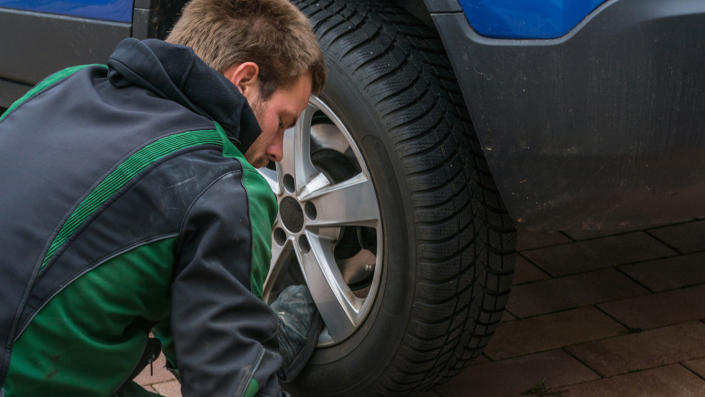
[266,142,283,162]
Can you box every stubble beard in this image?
[249,98,269,168]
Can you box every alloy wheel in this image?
[257,96,383,345]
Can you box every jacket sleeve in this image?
[170,168,283,397]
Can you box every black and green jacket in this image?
[0,38,282,397]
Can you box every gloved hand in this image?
[270,285,323,383]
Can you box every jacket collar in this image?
[106,38,261,153]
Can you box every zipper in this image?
[112,337,162,396]
[234,346,265,397]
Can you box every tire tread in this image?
[292,0,516,394]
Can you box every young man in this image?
[0,0,326,396]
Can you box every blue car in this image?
[1,0,704,395]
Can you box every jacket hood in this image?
[106,38,261,153]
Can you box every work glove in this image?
[270,285,323,383]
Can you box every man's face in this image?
[243,73,313,168]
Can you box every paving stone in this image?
[620,252,705,292]
[507,268,648,318]
[512,254,551,285]
[470,354,491,366]
[152,380,182,397]
[502,310,516,322]
[517,230,572,250]
[683,357,705,378]
[649,220,705,253]
[484,307,626,360]
[553,364,705,397]
[522,232,676,276]
[435,350,598,397]
[566,322,705,377]
[598,284,705,330]
[563,224,649,241]
[135,354,176,386]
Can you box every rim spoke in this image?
[294,232,359,341]
[277,128,295,185]
[310,123,350,154]
[278,104,318,193]
[299,172,332,199]
[303,173,380,228]
[263,232,293,302]
[257,167,280,196]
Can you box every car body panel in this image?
[0,0,164,107]
[0,0,133,22]
[0,7,129,98]
[432,0,705,231]
[458,0,607,39]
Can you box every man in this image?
[0,0,326,396]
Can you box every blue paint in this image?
[459,0,608,39]
[0,0,133,22]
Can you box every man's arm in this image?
[170,169,283,397]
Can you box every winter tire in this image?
[259,1,517,395]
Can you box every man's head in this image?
[167,0,326,167]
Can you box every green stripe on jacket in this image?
[41,129,224,268]
[4,237,177,397]
[41,121,277,300]
[0,64,107,124]
[215,121,277,299]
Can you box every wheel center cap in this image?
[280,197,304,233]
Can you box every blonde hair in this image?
[167,0,326,98]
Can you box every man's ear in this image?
[223,62,260,95]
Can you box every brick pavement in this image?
[137,219,705,396]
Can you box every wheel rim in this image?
[257,96,384,346]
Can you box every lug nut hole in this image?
[273,228,287,245]
[299,235,311,253]
[283,174,295,193]
[304,202,317,220]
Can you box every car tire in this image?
[284,1,516,395]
